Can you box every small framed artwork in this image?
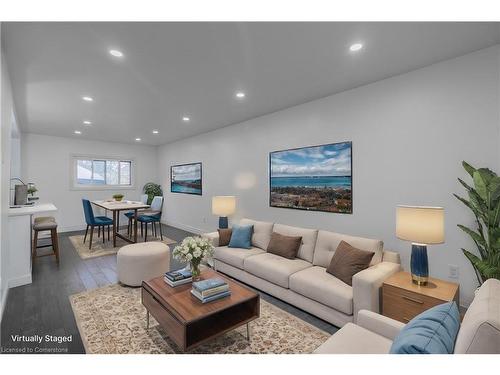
[269,141,352,213]
[170,162,203,195]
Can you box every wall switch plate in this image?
[448,264,459,279]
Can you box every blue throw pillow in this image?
[390,302,460,354]
[228,224,254,249]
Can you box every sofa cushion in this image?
[240,218,274,250]
[228,224,253,249]
[273,223,318,263]
[289,266,353,315]
[214,246,265,270]
[217,228,232,246]
[313,323,392,354]
[267,232,302,259]
[313,230,383,267]
[244,253,311,288]
[326,241,375,286]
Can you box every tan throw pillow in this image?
[326,240,375,286]
[218,228,232,246]
[267,232,302,259]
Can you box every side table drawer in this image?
[382,284,444,323]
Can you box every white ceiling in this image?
[3,22,500,146]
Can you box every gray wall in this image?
[158,46,500,306]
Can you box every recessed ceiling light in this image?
[182,116,190,122]
[152,130,159,134]
[349,43,363,52]
[235,91,246,99]
[109,49,124,58]
[82,96,93,102]
[74,130,82,135]
[83,120,92,125]
[135,138,141,142]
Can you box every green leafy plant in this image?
[112,193,124,201]
[27,186,38,196]
[454,161,500,284]
[143,182,163,205]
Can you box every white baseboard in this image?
[161,220,206,235]
[58,224,87,233]
[58,224,131,233]
[8,274,32,288]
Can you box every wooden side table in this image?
[382,271,459,323]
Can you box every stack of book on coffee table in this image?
[164,268,192,287]
[191,278,231,303]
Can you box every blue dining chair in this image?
[137,196,163,242]
[82,199,114,250]
[125,194,148,237]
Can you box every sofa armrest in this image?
[202,231,219,247]
[352,261,401,320]
[382,249,401,264]
[356,310,405,341]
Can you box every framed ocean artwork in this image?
[170,162,202,195]
[269,141,352,213]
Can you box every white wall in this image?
[158,46,500,306]
[22,133,159,232]
[0,45,17,319]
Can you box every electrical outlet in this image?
[448,264,459,279]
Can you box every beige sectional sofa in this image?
[203,218,401,328]
[313,278,500,354]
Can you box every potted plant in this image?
[27,183,39,201]
[143,182,163,205]
[172,236,214,281]
[113,193,124,202]
[454,161,500,285]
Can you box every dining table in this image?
[91,200,150,246]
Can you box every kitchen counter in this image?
[8,202,57,217]
[7,202,58,288]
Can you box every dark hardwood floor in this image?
[0,225,336,354]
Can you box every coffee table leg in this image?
[146,310,150,329]
[246,323,251,341]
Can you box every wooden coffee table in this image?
[141,268,260,351]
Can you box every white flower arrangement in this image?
[172,236,214,267]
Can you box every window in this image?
[72,156,133,189]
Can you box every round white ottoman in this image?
[117,242,170,286]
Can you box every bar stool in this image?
[33,216,60,265]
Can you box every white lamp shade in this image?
[212,196,236,216]
[396,205,444,244]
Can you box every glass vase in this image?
[190,261,201,281]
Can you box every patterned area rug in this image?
[69,284,329,354]
[69,234,177,260]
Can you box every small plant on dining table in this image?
[173,236,215,281]
[112,193,124,201]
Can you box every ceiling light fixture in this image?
[135,138,141,142]
[235,91,246,99]
[349,43,363,52]
[83,120,92,125]
[109,49,124,58]
[74,130,82,135]
[152,130,159,134]
[182,116,190,122]
[82,96,93,102]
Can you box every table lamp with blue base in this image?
[396,205,444,286]
[212,196,236,229]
